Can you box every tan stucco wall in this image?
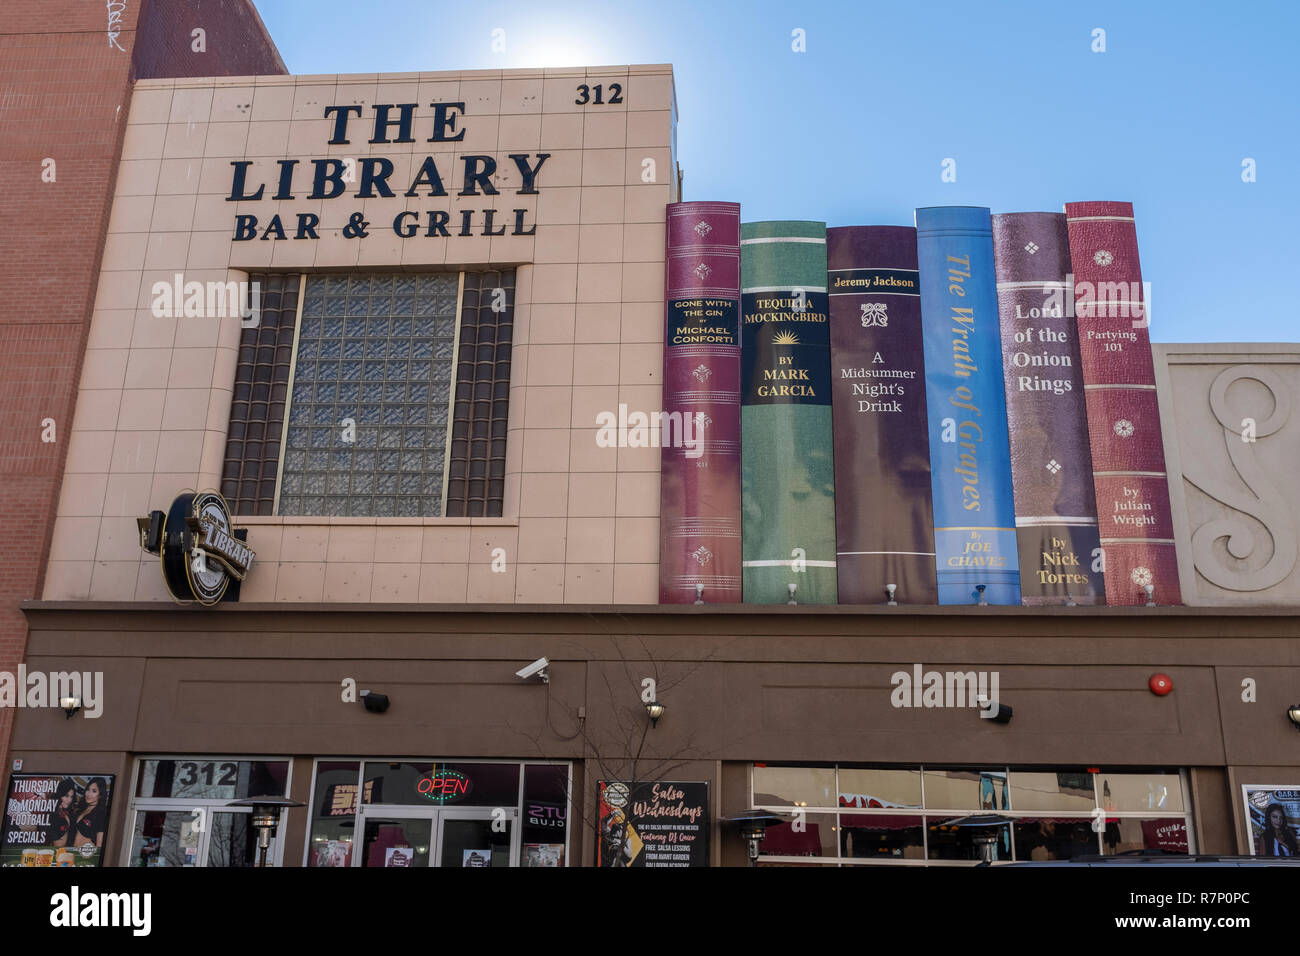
[1156,344,1300,606]
[44,66,677,605]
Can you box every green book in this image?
[740,221,837,604]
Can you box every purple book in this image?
[827,226,937,604]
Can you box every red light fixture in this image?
[1149,673,1173,696]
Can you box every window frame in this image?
[270,271,465,519]
[300,757,573,868]
[123,754,295,868]
[749,764,1196,866]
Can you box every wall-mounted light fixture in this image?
[885,583,898,606]
[359,690,389,713]
[645,701,665,728]
[1287,704,1300,732]
[60,697,81,720]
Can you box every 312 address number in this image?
[575,83,623,105]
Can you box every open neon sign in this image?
[416,769,472,803]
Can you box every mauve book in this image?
[993,212,1105,605]
[659,202,743,603]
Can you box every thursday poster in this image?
[1,773,114,868]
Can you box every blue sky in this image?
[253,0,1298,343]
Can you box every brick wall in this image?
[133,0,286,80]
[0,0,284,792]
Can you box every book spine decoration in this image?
[992,212,1105,605]
[1064,200,1181,605]
[827,225,938,604]
[915,206,1021,604]
[739,221,837,604]
[659,201,743,603]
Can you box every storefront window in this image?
[1098,771,1183,813]
[753,766,836,809]
[437,763,521,808]
[1103,817,1189,854]
[1006,771,1096,812]
[440,817,511,868]
[128,756,292,867]
[922,769,1010,811]
[307,761,361,868]
[522,764,569,867]
[136,759,289,800]
[1011,818,1098,861]
[840,815,925,859]
[926,817,1013,861]
[361,761,519,808]
[752,764,1194,865]
[360,816,432,868]
[838,768,922,809]
[315,759,569,867]
[361,762,434,806]
[129,810,202,867]
[757,814,837,858]
[205,813,258,867]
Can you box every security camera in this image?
[515,657,549,683]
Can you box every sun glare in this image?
[510,30,602,69]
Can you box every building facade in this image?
[4,7,1300,868]
[0,0,285,832]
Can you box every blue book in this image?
[915,206,1021,604]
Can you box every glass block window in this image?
[221,275,300,515]
[277,273,459,517]
[445,271,515,518]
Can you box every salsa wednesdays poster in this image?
[1,773,114,867]
[596,781,708,867]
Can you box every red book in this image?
[659,202,742,603]
[1064,201,1180,605]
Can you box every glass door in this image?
[435,808,518,868]
[355,806,434,868]
[129,807,276,867]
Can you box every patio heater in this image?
[227,796,305,867]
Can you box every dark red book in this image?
[659,202,743,603]
[1065,201,1181,605]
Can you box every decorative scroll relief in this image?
[1184,365,1297,591]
